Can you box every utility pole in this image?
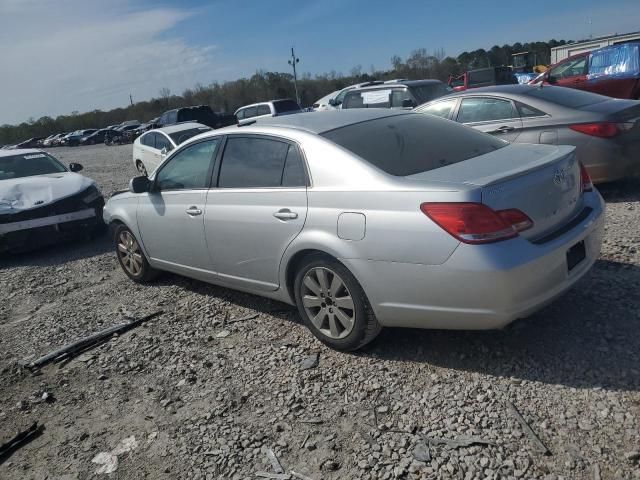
[129,93,134,107]
[288,47,301,106]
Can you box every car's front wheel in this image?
[294,255,382,351]
[113,224,158,282]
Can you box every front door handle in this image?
[491,125,516,134]
[273,208,298,220]
[185,206,202,216]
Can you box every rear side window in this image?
[141,132,156,147]
[321,114,506,176]
[390,89,413,108]
[516,101,547,118]
[257,104,272,116]
[409,83,451,104]
[218,137,290,188]
[241,106,258,119]
[155,134,173,151]
[273,100,301,114]
[281,145,307,187]
[457,97,516,123]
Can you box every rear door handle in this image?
[492,125,516,134]
[273,208,298,220]
[186,206,202,216]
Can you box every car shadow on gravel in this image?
[0,231,111,269]
[358,259,640,392]
[597,178,640,203]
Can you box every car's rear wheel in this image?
[294,255,382,351]
[113,224,158,282]
[136,160,148,176]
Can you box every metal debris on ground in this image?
[424,435,496,448]
[27,310,163,370]
[266,448,285,474]
[505,400,551,455]
[0,422,45,465]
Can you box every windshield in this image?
[169,127,212,145]
[321,113,506,176]
[410,83,452,104]
[525,86,610,108]
[0,152,67,180]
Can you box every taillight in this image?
[420,203,533,244]
[569,122,633,138]
[580,162,593,192]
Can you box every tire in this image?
[113,224,159,283]
[294,254,382,351]
[136,160,148,176]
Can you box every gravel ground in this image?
[1,143,639,480]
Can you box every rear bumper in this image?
[343,191,605,330]
[579,137,640,183]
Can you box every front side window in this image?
[241,106,258,119]
[390,89,413,108]
[550,56,587,80]
[218,137,291,188]
[257,105,272,116]
[155,134,173,151]
[457,97,516,123]
[155,139,218,190]
[418,99,457,119]
[0,153,66,180]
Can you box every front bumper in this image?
[343,191,605,330]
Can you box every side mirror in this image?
[402,99,415,108]
[129,175,150,193]
[160,147,168,155]
[69,163,83,172]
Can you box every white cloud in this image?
[0,1,226,124]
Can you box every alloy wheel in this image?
[117,230,143,277]
[301,267,355,339]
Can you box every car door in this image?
[137,138,220,279]
[455,96,523,141]
[204,135,308,291]
[547,54,588,90]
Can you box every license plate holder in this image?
[567,240,586,272]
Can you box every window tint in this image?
[419,99,457,119]
[550,56,587,80]
[321,114,506,177]
[141,132,156,147]
[156,139,218,190]
[457,97,516,123]
[390,89,413,108]
[525,86,610,108]
[516,101,547,118]
[242,106,258,119]
[155,134,172,151]
[409,83,452,104]
[281,145,307,187]
[218,137,289,188]
[273,100,301,114]
[257,104,272,116]
[236,109,245,120]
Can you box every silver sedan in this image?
[103,110,605,351]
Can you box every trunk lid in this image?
[407,143,583,240]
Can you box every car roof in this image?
[0,148,43,158]
[252,109,408,134]
[431,84,542,98]
[345,79,443,94]
[152,122,208,135]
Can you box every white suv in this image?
[234,99,302,125]
[132,122,210,176]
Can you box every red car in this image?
[531,42,640,99]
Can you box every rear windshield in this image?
[321,114,507,176]
[169,127,212,145]
[0,153,66,180]
[273,100,301,114]
[525,86,610,108]
[409,83,452,104]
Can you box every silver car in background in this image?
[415,84,640,183]
[104,110,604,351]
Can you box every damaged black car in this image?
[0,149,105,253]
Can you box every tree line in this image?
[0,39,569,145]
